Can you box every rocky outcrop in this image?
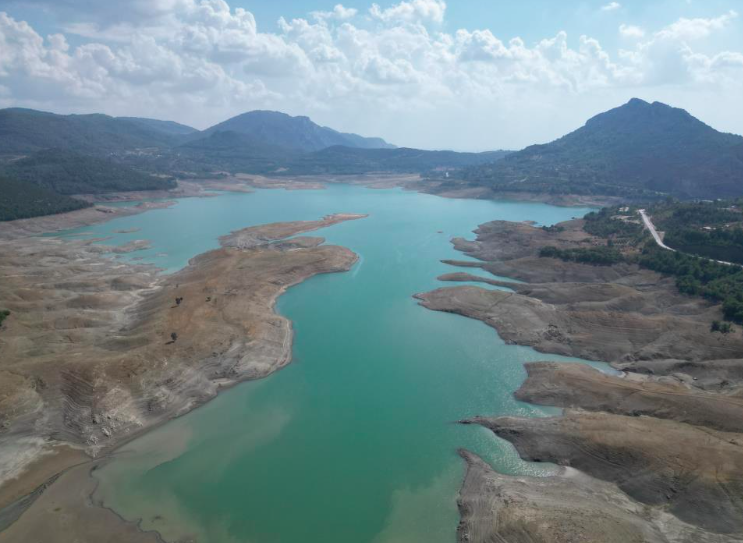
[416,217,743,542]
[468,412,743,534]
[516,362,743,432]
[415,284,743,362]
[457,450,736,543]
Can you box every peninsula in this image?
[0,213,364,541]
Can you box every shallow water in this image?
[73,185,598,542]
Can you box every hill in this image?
[1,149,176,195]
[545,200,743,323]
[285,146,510,175]
[460,99,743,200]
[0,176,90,221]
[117,117,197,136]
[172,131,301,173]
[0,108,180,154]
[202,110,394,153]
[162,131,504,176]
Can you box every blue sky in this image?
[12,1,741,52]
[1,0,742,149]
[246,0,741,45]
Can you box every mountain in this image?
[460,98,743,200]
[1,148,176,195]
[202,110,395,153]
[117,117,197,136]
[180,130,295,158]
[173,131,301,173]
[0,108,181,154]
[166,133,508,176]
[0,175,90,221]
[286,146,511,175]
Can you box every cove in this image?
[72,185,598,542]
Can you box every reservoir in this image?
[64,185,596,542]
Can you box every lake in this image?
[65,185,597,542]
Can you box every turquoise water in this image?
[77,186,597,542]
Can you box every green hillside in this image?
[117,117,197,136]
[202,111,394,152]
[285,146,511,175]
[461,99,743,200]
[2,149,176,195]
[0,108,179,154]
[0,176,90,221]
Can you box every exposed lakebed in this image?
[60,185,597,542]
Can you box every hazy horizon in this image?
[1,0,742,151]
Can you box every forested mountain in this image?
[0,106,508,222]
[0,108,181,154]
[117,117,198,136]
[0,176,90,221]
[285,146,510,175]
[202,111,395,152]
[13,100,743,222]
[460,99,743,200]
[173,131,301,173]
[2,149,176,195]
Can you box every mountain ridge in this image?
[2,148,176,195]
[117,117,198,136]
[0,108,181,154]
[201,110,395,152]
[460,98,743,200]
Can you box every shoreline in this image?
[0,174,601,243]
[0,211,365,541]
[0,178,679,541]
[0,200,177,241]
[416,217,743,541]
[0,176,260,241]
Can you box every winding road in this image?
[639,208,742,267]
[638,209,675,251]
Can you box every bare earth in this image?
[416,218,743,542]
[0,212,364,542]
[4,181,743,541]
[456,450,734,543]
[468,412,743,534]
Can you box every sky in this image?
[0,0,742,150]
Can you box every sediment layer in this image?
[457,449,739,543]
[469,412,743,534]
[516,362,743,432]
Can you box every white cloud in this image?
[617,10,741,87]
[601,2,621,12]
[0,3,741,149]
[655,10,737,41]
[619,24,645,39]
[369,0,446,24]
[311,4,358,22]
